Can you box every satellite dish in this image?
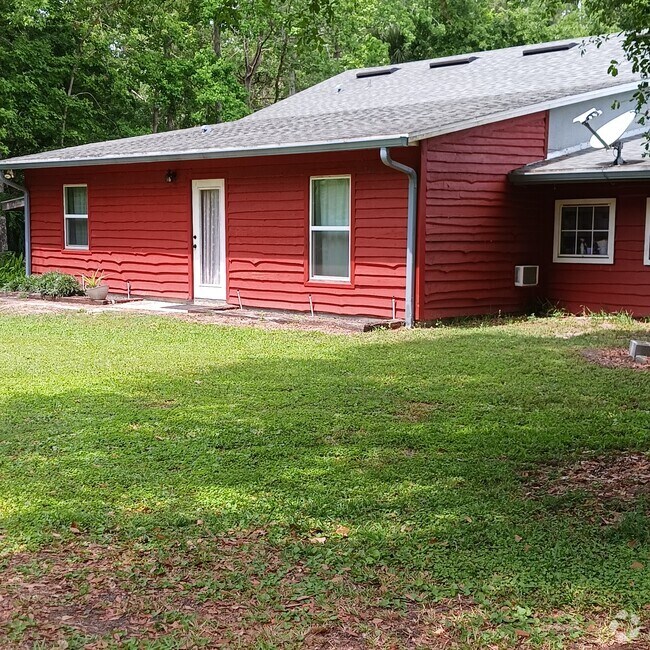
[573,107,637,165]
[588,110,636,149]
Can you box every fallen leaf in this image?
[196,519,204,526]
[310,536,327,544]
[70,523,81,535]
[515,629,531,638]
[514,535,523,543]
[465,516,473,523]
[334,525,350,537]
[631,561,644,570]
[628,540,638,548]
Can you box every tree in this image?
[586,0,649,147]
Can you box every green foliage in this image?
[0,0,623,159]
[2,271,82,297]
[0,252,25,286]
[586,0,650,149]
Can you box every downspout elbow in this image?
[380,147,417,328]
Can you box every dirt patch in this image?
[581,348,650,371]
[0,532,461,649]
[524,451,650,506]
[399,402,442,423]
[1,532,645,648]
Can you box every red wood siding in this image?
[420,113,548,320]
[540,184,650,316]
[26,148,418,318]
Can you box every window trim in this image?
[553,198,616,265]
[644,199,650,267]
[63,184,89,250]
[309,175,351,282]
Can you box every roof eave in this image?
[510,169,650,184]
[0,134,411,170]
[407,81,642,143]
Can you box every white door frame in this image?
[192,179,226,300]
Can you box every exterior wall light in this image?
[165,170,177,183]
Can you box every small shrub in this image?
[1,270,82,297]
[0,252,25,285]
[33,272,83,297]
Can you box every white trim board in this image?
[192,179,227,300]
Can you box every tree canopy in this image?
[0,0,642,159]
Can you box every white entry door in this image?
[192,179,226,300]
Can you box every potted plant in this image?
[82,270,109,301]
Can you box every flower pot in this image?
[86,285,109,301]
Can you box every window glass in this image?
[313,178,349,227]
[558,203,611,259]
[66,218,88,247]
[310,177,350,280]
[561,207,576,230]
[65,186,88,215]
[312,231,349,278]
[64,185,88,248]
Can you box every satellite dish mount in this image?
[573,108,636,166]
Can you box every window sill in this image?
[63,247,90,252]
[306,279,354,289]
[553,256,614,265]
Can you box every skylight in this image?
[522,42,578,56]
[429,56,478,69]
[356,67,399,79]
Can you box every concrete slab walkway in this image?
[0,295,402,334]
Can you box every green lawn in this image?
[0,312,649,648]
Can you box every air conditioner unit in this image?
[514,265,539,287]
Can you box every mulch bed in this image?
[581,347,650,370]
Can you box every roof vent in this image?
[429,56,478,69]
[522,42,578,56]
[356,67,399,79]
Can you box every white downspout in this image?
[380,147,417,328]
[1,174,31,276]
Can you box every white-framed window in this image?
[553,199,616,264]
[643,199,650,266]
[63,184,89,249]
[309,176,351,281]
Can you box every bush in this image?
[35,272,82,297]
[0,252,25,286]
[1,270,82,297]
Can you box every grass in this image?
[0,312,649,648]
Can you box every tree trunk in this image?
[212,22,221,57]
[0,214,7,253]
[60,69,77,147]
[152,106,159,133]
[273,31,289,103]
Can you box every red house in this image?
[1,36,647,325]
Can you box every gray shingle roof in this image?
[510,134,650,183]
[1,36,641,169]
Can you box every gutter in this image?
[380,147,417,328]
[0,135,411,170]
[1,176,30,275]
[509,169,650,184]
